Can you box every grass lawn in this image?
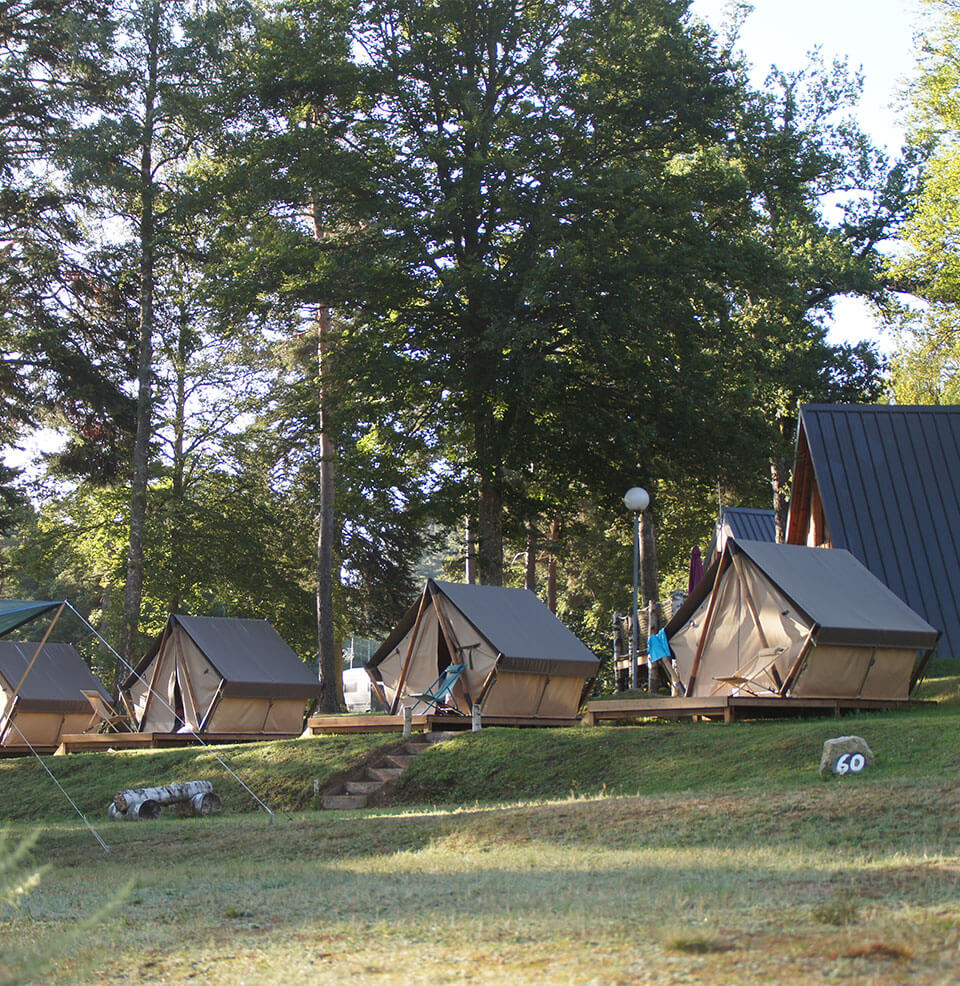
[1,664,960,984]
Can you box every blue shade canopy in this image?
[0,601,63,639]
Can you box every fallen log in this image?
[109,780,221,820]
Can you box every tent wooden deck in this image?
[54,731,296,755]
[305,712,580,735]
[584,695,927,725]
[0,745,59,758]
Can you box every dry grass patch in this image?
[1,779,959,984]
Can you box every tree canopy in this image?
[0,0,914,696]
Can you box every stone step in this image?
[386,754,415,768]
[402,743,432,755]
[366,766,403,782]
[345,780,383,796]
[323,793,368,810]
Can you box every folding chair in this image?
[82,690,135,733]
[408,664,467,714]
[710,647,784,697]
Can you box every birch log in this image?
[109,780,219,820]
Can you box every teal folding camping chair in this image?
[409,664,467,715]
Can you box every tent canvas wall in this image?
[0,641,111,748]
[664,540,939,701]
[366,580,600,719]
[122,615,321,735]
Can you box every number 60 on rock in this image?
[834,752,866,775]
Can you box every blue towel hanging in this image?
[647,629,671,662]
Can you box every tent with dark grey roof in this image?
[663,540,939,701]
[0,641,111,749]
[122,615,321,735]
[366,580,600,719]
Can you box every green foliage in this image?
[890,1,960,401]
[0,0,136,490]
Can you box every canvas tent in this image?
[663,540,939,701]
[0,640,111,749]
[366,580,600,719]
[122,615,321,735]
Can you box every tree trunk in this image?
[638,513,659,613]
[118,1,160,676]
[770,455,791,543]
[166,315,188,616]
[524,522,537,592]
[316,304,340,713]
[546,513,561,613]
[770,414,795,543]
[464,513,476,583]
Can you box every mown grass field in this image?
[1,664,960,984]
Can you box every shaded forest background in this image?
[1,0,958,705]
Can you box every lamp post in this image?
[623,487,649,691]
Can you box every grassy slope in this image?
[2,665,960,984]
[0,733,400,821]
[4,661,958,821]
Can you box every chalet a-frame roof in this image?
[706,506,776,564]
[721,507,776,542]
[785,403,960,658]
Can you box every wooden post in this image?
[403,705,412,737]
[646,598,657,693]
[472,704,482,732]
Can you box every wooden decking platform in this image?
[0,745,58,758]
[305,713,579,735]
[584,695,925,725]
[54,731,297,755]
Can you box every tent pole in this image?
[198,679,225,732]
[392,587,431,715]
[7,602,66,705]
[0,695,19,746]
[172,628,204,730]
[729,554,769,650]
[779,626,817,696]
[687,554,730,695]
[911,645,937,693]
[140,620,174,729]
[475,662,500,707]
[428,583,473,709]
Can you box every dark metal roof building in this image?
[786,403,960,659]
[706,506,777,565]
